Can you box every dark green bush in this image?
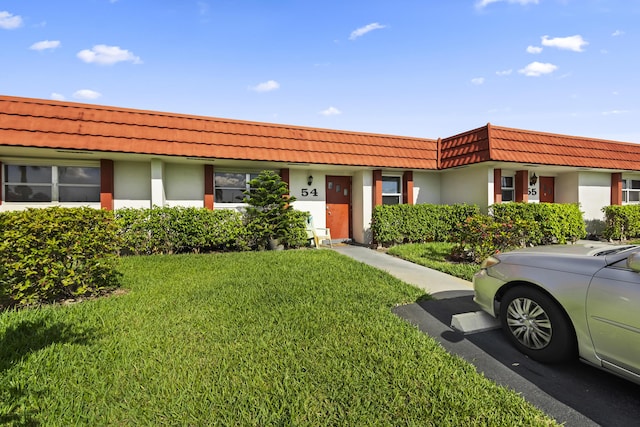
[371,203,480,246]
[244,170,306,250]
[491,202,586,245]
[602,205,640,240]
[115,206,249,255]
[0,207,121,309]
[450,215,533,263]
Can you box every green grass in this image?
[0,250,556,426]
[387,242,481,282]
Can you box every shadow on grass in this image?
[0,318,97,426]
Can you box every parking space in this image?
[393,295,640,427]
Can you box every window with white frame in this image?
[214,171,260,203]
[501,176,515,202]
[3,164,100,203]
[623,179,640,203]
[382,176,402,205]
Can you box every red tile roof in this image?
[440,124,640,171]
[0,95,438,169]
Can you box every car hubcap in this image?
[505,297,552,350]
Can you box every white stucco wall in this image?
[289,169,327,229]
[440,166,490,209]
[577,172,610,221]
[413,172,441,204]
[555,172,579,205]
[113,161,152,209]
[165,163,205,208]
[352,170,372,244]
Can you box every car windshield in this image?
[594,245,638,256]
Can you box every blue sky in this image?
[2,0,639,142]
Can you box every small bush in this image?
[450,215,532,263]
[602,205,640,241]
[371,203,480,246]
[0,207,121,309]
[491,202,586,245]
[115,206,249,255]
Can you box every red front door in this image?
[540,176,555,203]
[326,176,351,240]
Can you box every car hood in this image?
[493,243,636,275]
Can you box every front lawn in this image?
[387,242,481,281]
[0,250,555,425]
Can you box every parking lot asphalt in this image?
[333,244,640,427]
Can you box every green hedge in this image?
[491,202,586,245]
[115,206,310,255]
[371,204,480,246]
[0,207,121,309]
[602,205,640,240]
[115,206,251,254]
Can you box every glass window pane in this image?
[58,167,100,185]
[5,165,52,183]
[215,173,245,188]
[502,190,514,202]
[631,180,640,189]
[382,195,400,205]
[382,177,400,194]
[501,176,513,188]
[215,188,246,203]
[5,185,52,202]
[59,186,100,202]
[629,191,640,202]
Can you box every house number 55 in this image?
[301,188,318,197]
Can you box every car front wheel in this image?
[499,286,577,363]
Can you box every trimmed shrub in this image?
[491,202,586,245]
[0,207,121,309]
[115,206,249,255]
[371,203,480,246]
[450,215,532,263]
[602,205,640,241]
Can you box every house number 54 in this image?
[301,188,318,197]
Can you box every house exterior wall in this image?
[440,166,489,208]
[289,169,327,229]
[413,172,441,204]
[165,163,205,208]
[352,170,373,244]
[577,172,611,221]
[113,161,151,209]
[555,172,579,205]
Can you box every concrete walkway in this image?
[331,244,474,299]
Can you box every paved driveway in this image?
[393,295,640,427]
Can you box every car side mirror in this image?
[627,252,640,272]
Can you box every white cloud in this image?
[496,69,512,76]
[349,23,386,40]
[73,89,102,100]
[602,109,630,116]
[471,77,485,85]
[249,80,280,92]
[526,45,543,54]
[30,40,61,51]
[476,0,538,9]
[50,93,65,101]
[541,35,588,52]
[0,11,23,29]
[320,106,342,116]
[77,44,142,65]
[612,30,624,37]
[518,61,558,77]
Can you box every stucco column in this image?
[402,171,414,205]
[372,170,382,207]
[204,164,214,210]
[611,173,623,205]
[515,170,528,202]
[493,168,502,204]
[100,159,114,210]
[150,158,165,207]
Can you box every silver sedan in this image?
[473,243,640,385]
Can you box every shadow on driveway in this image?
[393,295,640,427]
